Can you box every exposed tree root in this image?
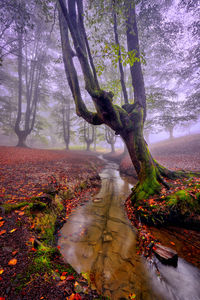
[155,160,200,179]
[131,160,200,206]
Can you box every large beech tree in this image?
[57,0,189,202]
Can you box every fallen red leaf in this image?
[73,294,82,300]
[31,248,37,252]
[62,271,68,276]
[66,275,75,281]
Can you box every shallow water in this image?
[58,161,200,299]
[147,257,200,300]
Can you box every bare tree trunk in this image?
[105,126,116,153]
[113,0,128,104]
[111,143,115,153]
[93,127,97,151]
[169,127,174,139]
[84,121,94,152]
[62,98,71,150]
[86,141,91,151]
[16,131,29,147]
[14,14,46,148]
[125,0,146,121]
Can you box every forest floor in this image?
[0,147,106,300]
[0,134,200,299]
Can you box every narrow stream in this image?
[58,161,200,299]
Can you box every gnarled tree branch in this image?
[58,4,103,125]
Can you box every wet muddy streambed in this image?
[58,160,200,299]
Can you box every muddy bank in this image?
[148,226,200,268]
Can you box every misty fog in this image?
[0,0,199,150]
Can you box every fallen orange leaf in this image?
[10,228,17,233]
[0,269,4,275]
[60,275,66,280]
[0,221,5,227]
[20,206,27,210]
[0,230,6,236]
[8,258,17,265]
[29,237,34,243]
[66,294,75,300]
[18,212,24,216]
[170,241,175,246]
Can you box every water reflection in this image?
[58,162,158,299]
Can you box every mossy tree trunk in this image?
[57,0,189,203]
[121,106,165,201]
